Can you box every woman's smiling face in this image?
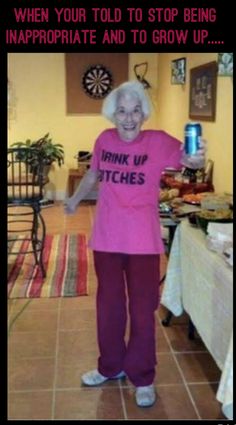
[114,92,145,142]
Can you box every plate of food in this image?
[182,193,203,205]
[182,192,213,205]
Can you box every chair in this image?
[203,159,214,184]
[7,147,48,277]
[160,213,195,339]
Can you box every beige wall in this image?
[8,52,232,197]
[156,53,233,194]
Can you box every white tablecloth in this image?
[161,220,233,420]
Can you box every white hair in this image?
[102,81,151,123]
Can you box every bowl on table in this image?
[195,209,233,234]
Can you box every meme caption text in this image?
[6,7,224,46]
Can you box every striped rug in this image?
[8,234,88,298]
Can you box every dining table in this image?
[160,219,233,420]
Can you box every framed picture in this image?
[218,53,233,76]
[189,61,217,121]
[171,57,186,84]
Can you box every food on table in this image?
[159,188,179,202]
[201,195,231,210]
[182,192,209,204]
[197,209,233,220]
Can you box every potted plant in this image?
[11,133,65,175]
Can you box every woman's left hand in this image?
[181,138,206,169]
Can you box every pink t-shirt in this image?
[89,128,182,254]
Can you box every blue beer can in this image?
[184,123,202,154]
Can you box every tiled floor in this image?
[8,202,225,420]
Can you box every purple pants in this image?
[93,251,160,387]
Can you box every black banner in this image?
[1,0,234,52]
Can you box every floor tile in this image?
[8,390,53,420]
[162,324,207,352]
[155,353,184,385]
[59,309,96,331]
[60,295,96,310]
[54,388,125,420]
[8,331,57,358]
[57,330,98,365]
[8,358,55,391]
[18,298,60,310]
[155,324,171,352]
[175,352,221,382]
[9,309,58,333]
[188,383,225,420]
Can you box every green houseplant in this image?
[11,133,65,172]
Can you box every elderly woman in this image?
[64,81,204,407]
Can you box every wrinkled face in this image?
[114,92,144,142]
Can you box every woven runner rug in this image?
[8,234,88,298]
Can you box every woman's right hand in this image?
[64,197,78,215]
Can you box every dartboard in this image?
[82,65,113,99]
